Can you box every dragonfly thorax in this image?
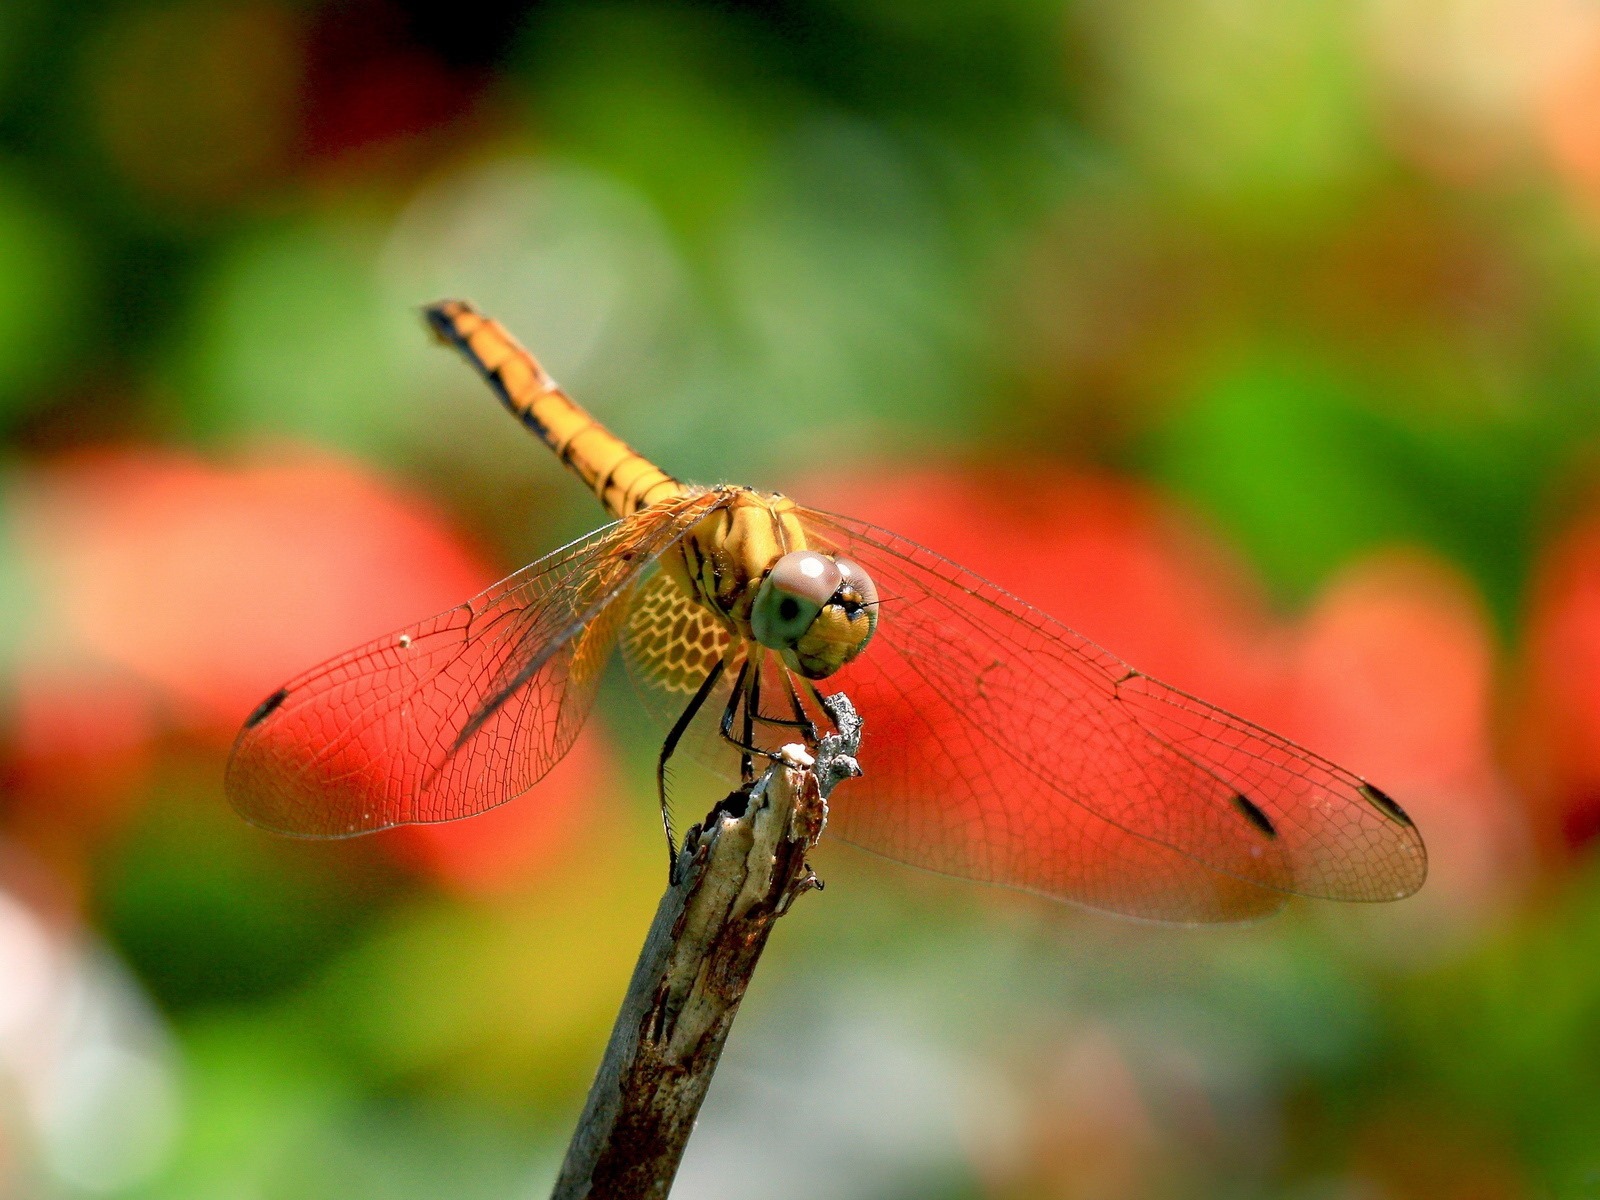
[667,489,878,679]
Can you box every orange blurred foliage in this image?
[11,449,491,733]
[1283,555,1524,942]
[87,4,304,208]
[1529,1,1600,213]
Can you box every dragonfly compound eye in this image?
[833,556,878,614]
[752,551,841,653]
[752,553,883,678]
[783,554,880,680]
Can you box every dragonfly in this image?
[226,300,1427,922]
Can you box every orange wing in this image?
[226,491,724,837]
[621,569,732,701]
[796,508,1427,922]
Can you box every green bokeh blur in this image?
[2,2,1599,1197]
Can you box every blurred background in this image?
[0,0,1595,1195]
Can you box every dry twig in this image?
[551,695,863,1200]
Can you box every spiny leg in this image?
[748,668,813,734]
[718,652,787,779]
[744,654,760,777]
[657,656,727,881]
[803,679,839,734]
[751,711,812,731]
[781,670,819,741]
[721,657,754,786]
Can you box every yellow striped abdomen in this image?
[425,299,685,519]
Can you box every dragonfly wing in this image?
[226,491,725,837]
[622,575,811,833]
[621,569,733,715]
[800,509,1427,921]
[619,568,748,783]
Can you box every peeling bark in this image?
[551,696,862,1200]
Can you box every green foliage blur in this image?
[1,1,1598,1197]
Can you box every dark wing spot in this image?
[1230,792,1277,838]
[244,687,289,729]
[1359,782,1414,827]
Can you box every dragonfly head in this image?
[751,550,879,679]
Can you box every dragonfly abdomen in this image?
[426,300,684,518]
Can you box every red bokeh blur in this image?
[383,724,614,897]
[300,0,489,168]
[2,447,605,892]
[1509,506,1600,856]
[803,464,1521,929]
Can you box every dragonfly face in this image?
[751,550,879,679]
[225,299,1428,923]
[659,489,880,679]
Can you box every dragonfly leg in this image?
[745,670,814,736]
[658,656,727,882]
[803,679,838,734]
[718,655,785,781]
[720,658,755,786]
[752,712,808,726]
[751,712,811,730]
[742,670,819,746]
[782,671,819,742]
[745,662,758,784]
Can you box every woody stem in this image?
[550,694,862,1200]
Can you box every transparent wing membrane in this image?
[227,466,1425,923]
[796,507,1426,922]
[621,569,731,704]
[225,491,724,837]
